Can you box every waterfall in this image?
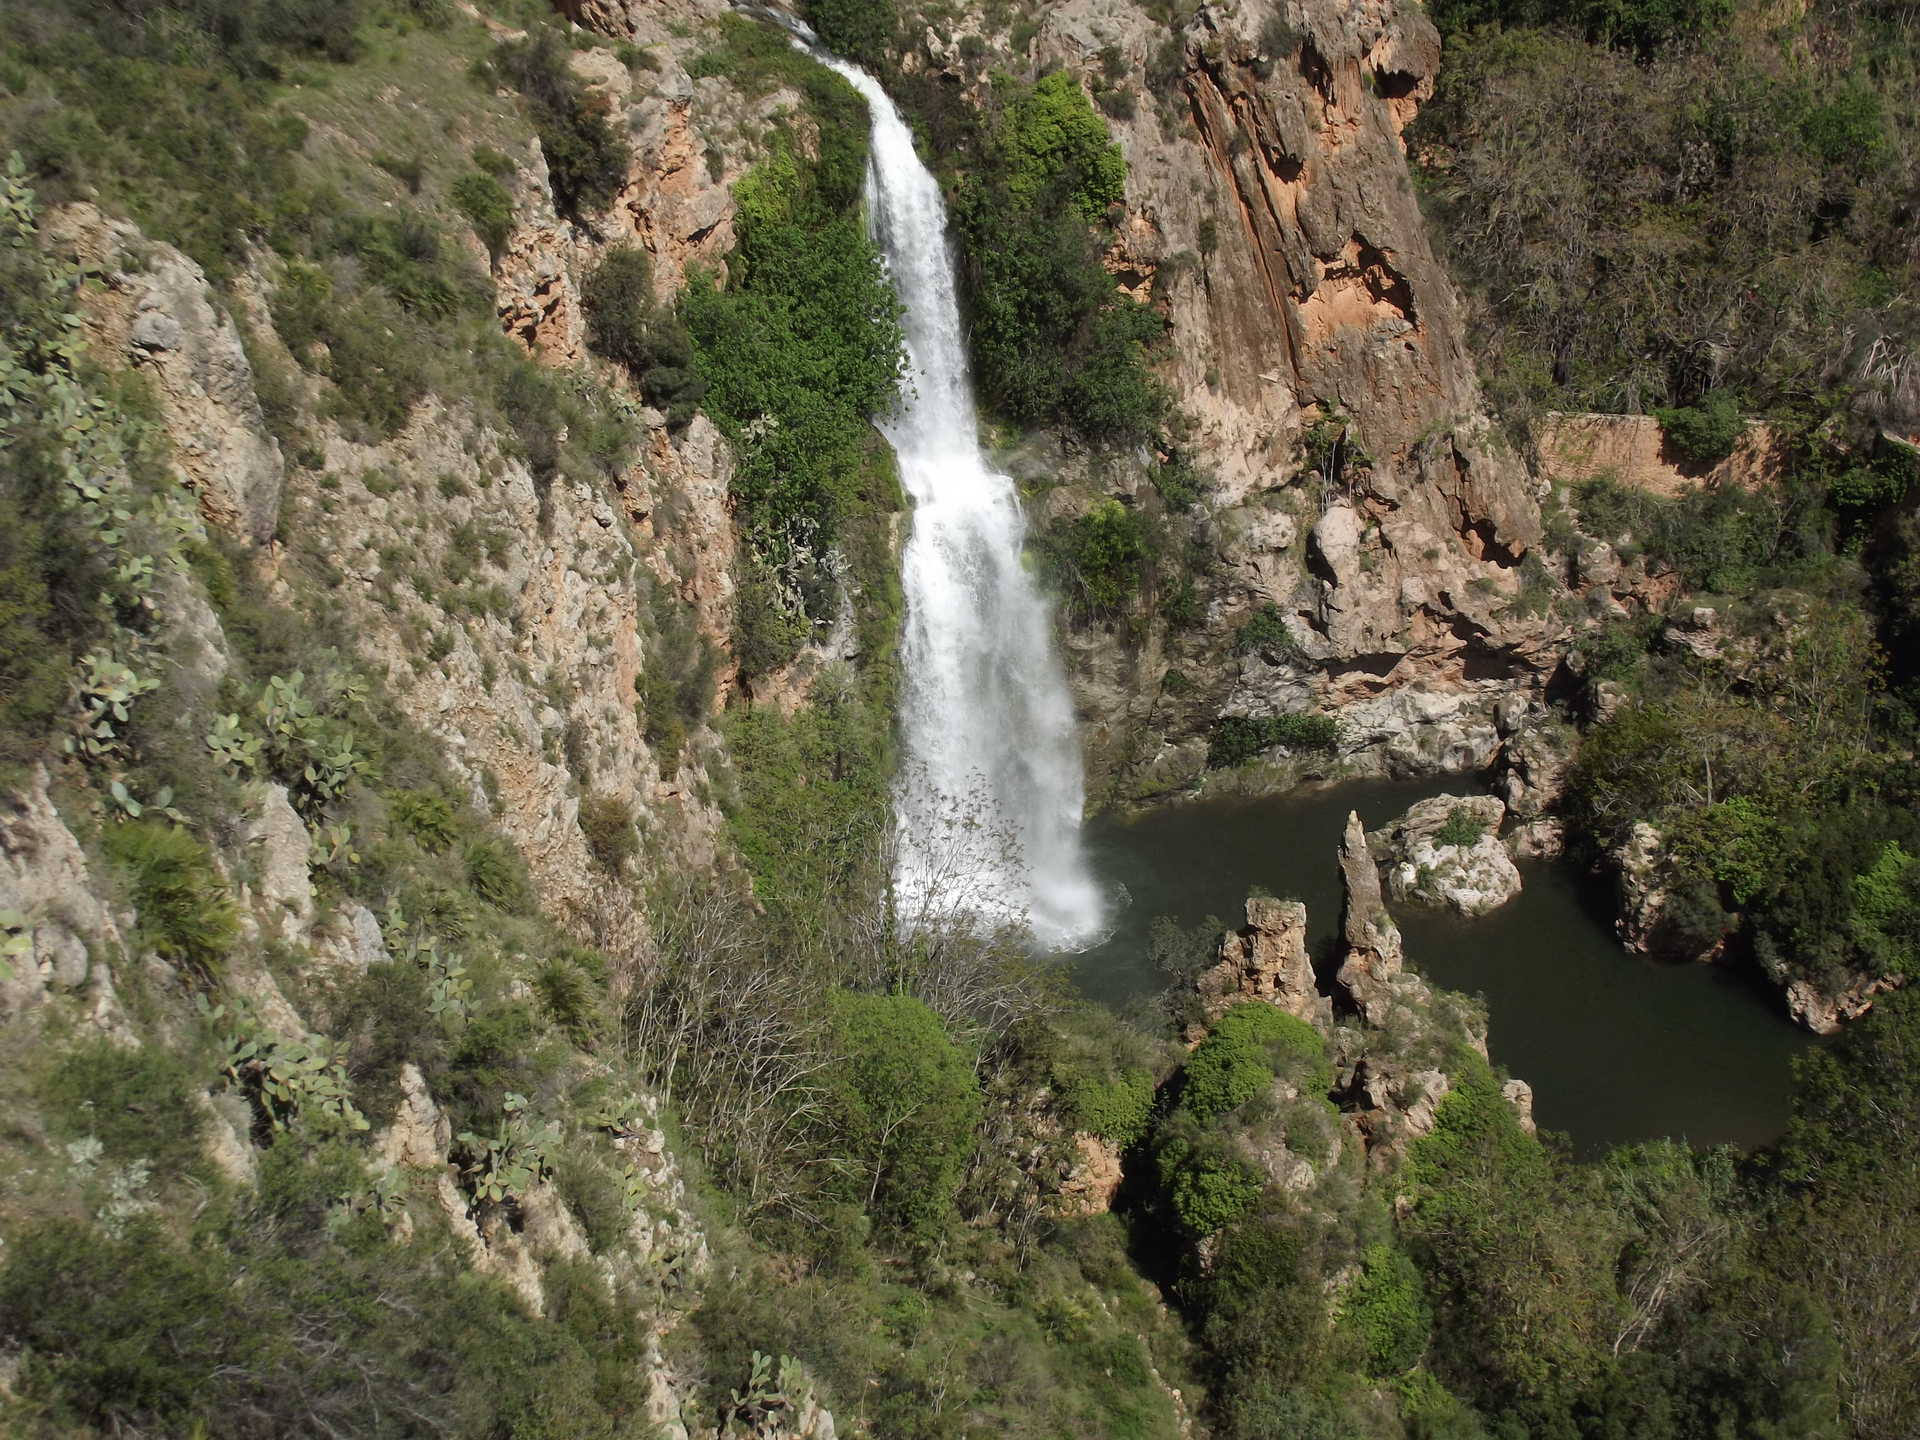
[806,47,1106,949]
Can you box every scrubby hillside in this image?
[1,0,1918,1437]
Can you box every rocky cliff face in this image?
[929,0,1566,798]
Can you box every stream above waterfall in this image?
[1068,778,1813,1156]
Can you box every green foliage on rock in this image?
[1232,603,1302,662]
[581,247,708,428]
[1182,1002,1329,1124]
[823,990,982,1237]
[1206,712,1343,768]
[997,71,1128,221]
[1339,1244,1432,1377]
[1154,1126,1264,1238]
[802,0,897,67]
[450,169,513,261]
[683,45,903,586]
[1035,500,1152,623]
[1433,807,1487,849]
[45,1041,207,1174]
[491,26,625,220]
[102,820,239,980]
[948,72,1165,443]
[1654,391,1746,467]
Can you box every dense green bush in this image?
[803,0,896,66]
[682,39,902,576]
[1232,603,1302,662]
[635,584,717,765]
[45,1041,206,1173]
[389,786,460,851]
[493,27,626,220]
[730,562,812,679]
[1206,712,1343,768]
[823,991,982,1236]
[1654,391,1745,467]
[0,1218,255,1432]
[1182,1003,1329,1123]
[576,791,637,874]
[463,834,534,915]
[1035,500,1152,623]
[1155,1126,1264,1238]
[1058,1067,1155,1148]
[102,820,239,980]
[450,170,513,261]
[580,247,708,428]
[1433,807,1487,849]
[950,72,1165,442]
[1339,1244,1432,1377]
[1573,473,1823,593]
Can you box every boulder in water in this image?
[1370,794,1520,918]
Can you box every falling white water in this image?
[805,46,1106,948]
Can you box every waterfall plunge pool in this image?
[1065,777,1813,1157]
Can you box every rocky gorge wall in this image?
[906,0,1568,801]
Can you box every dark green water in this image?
[1070,778,1813,1156]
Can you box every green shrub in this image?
[683,58,903,571]
[494,28,626,219]
[552,1147,630,1253]
[1340,1244,1432,1376]
[1182,1002,1328,1123]
[534,953,606,1045]
[1233,603,1301,661]
[373,151,423,193]
[577,791,637,874]
[1059,1068,1155,1148]
[1653,391,1744,467]
[102,820,239,980]
[45,1041,206,1173]
[950,71,1163,443]
[580,248,708,428]
[1035,500,1152,623]
[804,0,897,66]
[451,171,513,262]
[637,585,717,764]
[1433,806,1486,849]
[472,145,516,177]
[0,1219,253,1432]
[1153,454,1210,512]
[1205,1214,1303,1314]
[1206,712,1343,768]
[823,991,982,1236]
[731,562,812,680]
[388,787,459,851]
[1800,83,1886,170]
[464,835,534,914]
[1155,1130,1263,1237]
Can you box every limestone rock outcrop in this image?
[43,205,285,544]
[976,0,1562,789]
[0,767,131,1035]
[1780,971,1906,1037]
[1179,809,1513,1175]
[1371,793,1521,917]
[1613,821,1723,963]
[1335,809,1405,1024]
[1191,895,1331,1040]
